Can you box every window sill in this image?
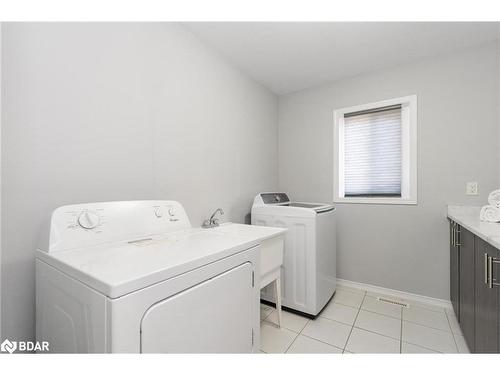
[333,197,417,205]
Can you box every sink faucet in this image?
[202,208,224,228]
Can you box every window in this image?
[334,95,417,205]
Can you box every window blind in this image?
[343,104,402,197]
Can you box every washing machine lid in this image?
[282,202,334,212]
[253,193,335,215]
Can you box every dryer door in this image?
[140,262,254,353]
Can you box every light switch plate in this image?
[466,182,478,195]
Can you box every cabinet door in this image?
[459,227,474,351]
[450,221,460,319]
[494,250,500,353]
[474,237,498,353]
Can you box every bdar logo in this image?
[1,339,17,354]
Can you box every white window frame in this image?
[333,95,418,205]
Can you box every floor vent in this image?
[377,297,409,308]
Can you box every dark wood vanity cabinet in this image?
[449,220,500,353]
[474,237,499,353]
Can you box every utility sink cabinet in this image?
[449,220,500,353]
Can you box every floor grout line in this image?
[282,331,300,354]
[402,318,453,333]
[316,314,358,327]
[357,307,404,321]
[342,290,367,353]
[351,302,402,342]
[445,313,464,337]
[352,326,401,342]
[299,332,347,352]
[401,340,443,353]
[283,315,310,353]
[360,308,402,320]
[261,320,297,333]
[260,320,299,354]
[444,310,460,353]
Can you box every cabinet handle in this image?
[451,222,456,246]
[485,253,489,285]
[450,221,455,246]
[450,221,453,246]
[455,225,461,247]
[489,256,500,288]
[488,255,493,288]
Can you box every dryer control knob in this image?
[78,210,100,229]
[154,207,163,218]
[168,208,175,217]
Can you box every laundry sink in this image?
[208,223,286,286]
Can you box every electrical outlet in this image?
[466,182,478,195]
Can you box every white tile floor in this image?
[259,285,471,354]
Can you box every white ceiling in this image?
[184,22,500,95]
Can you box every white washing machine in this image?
[36,200,262,353]
[252,193,336,317]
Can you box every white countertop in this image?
[447,205,500,250]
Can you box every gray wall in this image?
[497,41,500,182]
[278,42,500,300]
[1,23,278,341]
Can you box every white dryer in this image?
[36,200,267,353]
[251,193,336,317]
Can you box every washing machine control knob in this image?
[78,210,100,229]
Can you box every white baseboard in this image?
[337,278,453,310]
